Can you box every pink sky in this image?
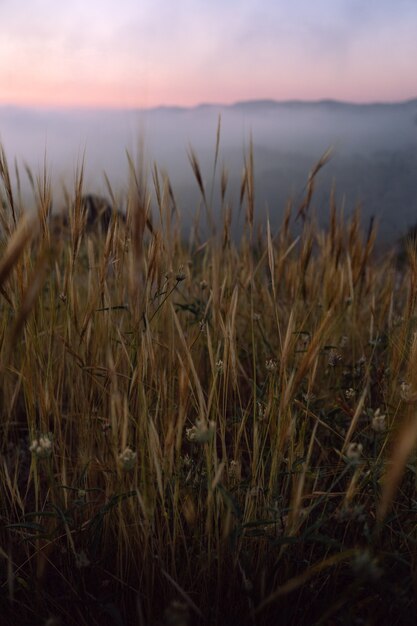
[1,0,416,108]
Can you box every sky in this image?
[0,0,416,109]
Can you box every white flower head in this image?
[399,381,417,402]
[186,418,215,444]
[265,358,278,373]
[339,335,349,348]
[29,433,53,459]
[346,442,363,462]
[328,349,342,367]
[371,408,386,433]
[229,459,241,482]
[302,392,316,404]
[400,381,411,400]
[119,446,136,471]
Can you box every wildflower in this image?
[345,388,356,399]
[200,279,208,290]
[371,408,386,433]
[175,267,186,282]
[215,359,224,373]
[265,358,278,372]
[185,418,215,444]
[229,460,241,482]
[302,392,316,403]
[339,335,349,348]
[119,446,136,471]
[185,427,194,442]
[29,433,53,459]
[351,549,382,581]
[199,319,207,334]
[328,349,342,367]
[400,380,416,402]
[346,442,363,461]
[181,453,193,469]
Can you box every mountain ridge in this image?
[1,97,417,115]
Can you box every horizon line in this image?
[1,95,417,113]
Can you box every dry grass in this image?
[0,141,417,626]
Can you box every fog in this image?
[1,99,417,240]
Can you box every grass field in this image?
[1,139,417,626]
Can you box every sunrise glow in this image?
[1,0,416,109]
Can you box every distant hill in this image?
[228,97,417,110]
[137,97,417,114]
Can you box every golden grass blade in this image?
[296,146,333,222]
[209,113,221,209]
[9,252,49,345]
[187,147,206,205]
[243,135,255,231]
[342,386,368,453]
[377,407,417,523]
[220,165,228,204]
[293,307,335,389]
[254,550,358,615]
[0,143,16,225]
[172,305,207,419]
[378,330,417,521]
[0,215,37,290]
[266,218,275,290]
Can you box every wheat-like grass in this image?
[0,141,416,625]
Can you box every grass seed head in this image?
[186,418,215,444]
[119,446,137,471]
[371,408,386,433]
[346,442,363,462]
[29,433,53,459]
